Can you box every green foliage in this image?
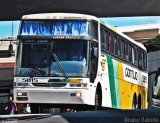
[144,35,160,52]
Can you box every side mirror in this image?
[8,44,15,56]
[13,41,19,45]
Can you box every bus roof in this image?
[22,13,146,51]
[117,30,146,50]
[22,13,100,21]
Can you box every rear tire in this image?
[132,95,138,110]
[138,95,141,109]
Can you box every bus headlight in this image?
[70,92,81,97]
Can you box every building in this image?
[0,39,16,103]
[117,23,160,44]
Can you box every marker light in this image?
[83,83,88,88]
[70,79,82,83]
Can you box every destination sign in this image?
[52,36,80,39]
[20,20,90,36]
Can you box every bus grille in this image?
[32,82,67,87]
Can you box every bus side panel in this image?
[106,56,148,109]
[107,56,118,108]
[122,64,137,109]
[108,58,132,109]
[113,59,121,109]
[100,55,112,108]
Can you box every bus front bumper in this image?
[14,88,89,104]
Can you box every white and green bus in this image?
[14,13,148,112]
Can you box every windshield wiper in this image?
[52,53,68,80]
[30,68,46,77]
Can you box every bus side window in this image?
[100,26,105,51]
[129,45,133,63]
[139,50,145,69]
[132,47,138,66]
[125,43,129,62]
[104,30,108,52]
[114,35,118,56]
[108,33,112,54]
[100,25,108,52]
[144,53,147,70]
[117,39,121,57]
[121,40,125,60]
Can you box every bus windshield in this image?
[16,40,88,77]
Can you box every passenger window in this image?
[114,36,118,56]
[104,31,108,52]
[100,27,105,51]
[134,47,138,66]
[108,33,112,54]
[143,53,147,70]
[117,39,121,57]
[129,45,133,63]
[125,43,129,62]
[121,40,125,60]
[139,50,145,69]
[100,26,109,52]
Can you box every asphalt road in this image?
[1,109,160,123]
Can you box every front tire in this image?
[95,87,102,110]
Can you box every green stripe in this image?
[107,56,117,108]
[113,60,121,108]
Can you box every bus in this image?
[13,13,148,112]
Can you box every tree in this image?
[144,35,160,52]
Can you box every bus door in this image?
[90,42,98,83]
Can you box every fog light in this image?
[17,92,22,96]
[17,92,27,96]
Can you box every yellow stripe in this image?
[117,61,128,109]
[118,62,148,109]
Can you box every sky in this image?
[0,21,19,39]
[100,16,160,27]
[1,16,160,39]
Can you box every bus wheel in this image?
[95,85,102,110]
[138,95,141,109]
[132,94,138,110]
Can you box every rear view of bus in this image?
[14,13,99,110]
